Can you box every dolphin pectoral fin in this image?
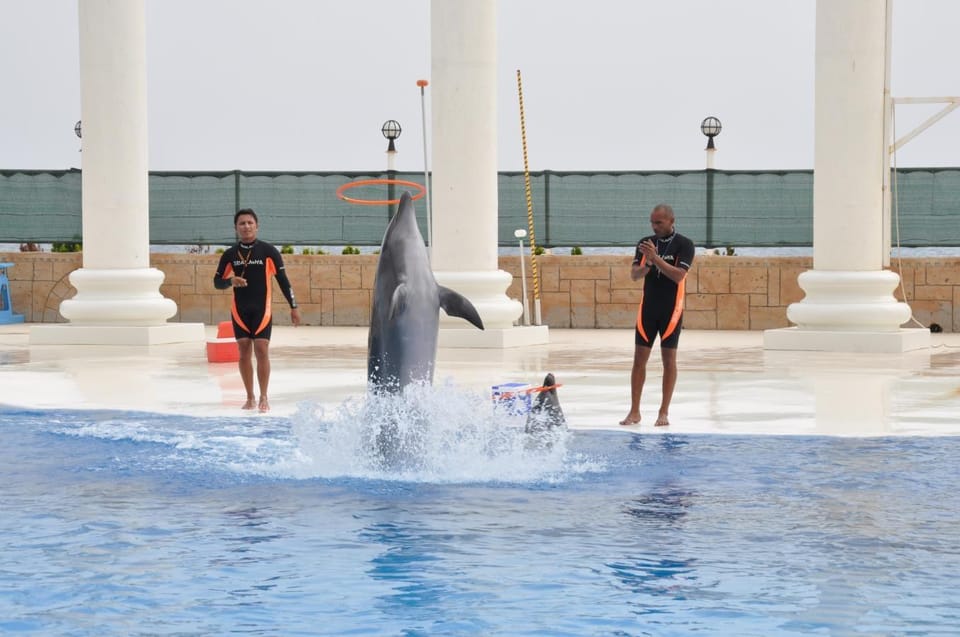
[437,286,485,330]
[388,283,409,321]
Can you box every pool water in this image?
[2,392,958,636]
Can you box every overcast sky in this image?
[2,0,958,173]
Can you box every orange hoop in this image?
[335,179,427,206]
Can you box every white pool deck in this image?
[1,324,958,437]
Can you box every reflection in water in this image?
[613,434,699,604]
[361,515,451,616]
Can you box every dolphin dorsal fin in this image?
[389,283,409,321]
[437,286,485,330]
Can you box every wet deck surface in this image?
[2,325,959,436]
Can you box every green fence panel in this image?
[2,168,958,247]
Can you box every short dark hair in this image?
[234,208,258,225]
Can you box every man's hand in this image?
[639,239,658,263]
[232,276,248,288]
[291,307,301,327]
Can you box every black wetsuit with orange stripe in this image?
[214,240,297,340]
[633,231,695,349]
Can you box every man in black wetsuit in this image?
[214,209,300,412]
[620,203,695,428]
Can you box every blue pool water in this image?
[1,392,959,636]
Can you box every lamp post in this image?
[514,228,530,326]
[701,116,721,249]
[382,119,401,218]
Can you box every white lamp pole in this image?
[514,228,530,326]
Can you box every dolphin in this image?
[524,373,567,434]
[367,191,484,394]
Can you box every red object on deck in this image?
[207,321,239,363]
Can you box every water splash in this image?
[280,380,602,483]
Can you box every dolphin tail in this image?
[438,286,485,330]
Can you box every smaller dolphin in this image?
[367,190,484,393]
[524,373,567,434]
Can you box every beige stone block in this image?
[595,280,611,304]
[750,306,790,329]
[179,294,212,324]
[340,264,362,289]
[954,287,960,332]
[610,289,641,304]
[51,260,80,285]
[924,263,960,286]
[914,285,953,301]
[569,280,596,328]
[597,304,635,329]
[767,265,781,306]
[319,289,335,325]
[159,263,194,287]
[685,293,716,311]
[569,279,596,305]
[538,264,560,292]
[609,264,635,288]
[683,310,716,329]
[730,266,768,294]
[697,266,730,294]
[360,263,378,290]
[908,299,951,331]
[559,265,610,281]
[9,281,32,320]
[541,291,571,328]
[282,263,310,293]
[914,265,927,286]
[311,264,341,290]
[750,294,767,306]
[160,285,182,307]
[717,294,750,330]
[10,260,38,281]
[684,266,699,294]
[779,267,806,304]
[333,289,370,326]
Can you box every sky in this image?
[1,0,958,173]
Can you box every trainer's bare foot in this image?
[242,398,256,410]
[654,414,670,427]
[619,414,641,426]
[258,396,270,413]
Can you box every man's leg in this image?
[656,346,678,426]
[621,344,653,425]
[237,338,256,409]
[254,338,271,412]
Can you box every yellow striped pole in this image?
[516,69,542,325]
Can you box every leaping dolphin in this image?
[367,191,484,394]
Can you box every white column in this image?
[30,0,202,346]
[431,0,542,348]
[764,0,927,353]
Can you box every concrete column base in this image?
[31,267,205,345]
[435,269,523,330]
[439,325,549,349]
[59,268,178,325]
[764,269,929,352]
[30,323,206,346]
[763,327,930,353]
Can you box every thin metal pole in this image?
[518,237,530,326]
[417,79,432,260]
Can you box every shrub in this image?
[281,245,294,254]
[571,246,583,255]
[342,245,361,255]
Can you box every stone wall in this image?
[3,252,958,331]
